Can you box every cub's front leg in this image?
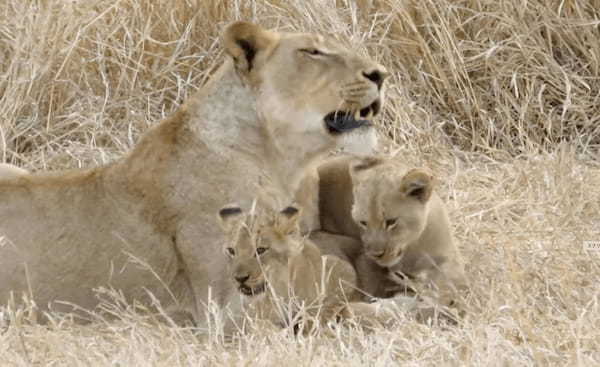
[339,296,419,329]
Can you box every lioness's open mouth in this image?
[325,99,381,135]
[239,282,266,296]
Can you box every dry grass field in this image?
[1,0,599,365]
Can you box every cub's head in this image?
[223,21,388,154]
[217,204,304,298]
[350,157,434,267]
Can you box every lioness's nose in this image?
[362,67,389,90]
[234,274,249,284]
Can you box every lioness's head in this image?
[217,204,304,298]
[350,157,434,267]
[224,21,388,153]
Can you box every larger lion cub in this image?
[218,204,358,330]
[318,155,467,310]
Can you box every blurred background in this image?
[2,0,599,169]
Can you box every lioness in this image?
[217,204,358,331]
[0,22,388,327]
[317,155,467,309]
[0,163,28,180]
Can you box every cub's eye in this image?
[256,247,268,255]
[300,48,324,56]
[358,220,368,228]
[385,218,398,229]
[226,247,235,256]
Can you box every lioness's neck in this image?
[184,59,321,204]
[186,59,265,160]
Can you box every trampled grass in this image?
[1,0,599,365]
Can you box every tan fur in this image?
[0,163,28,180]
[0,22,388,327]
[294,166,322,233]
[316,155,467,312]
[217,205,359,331]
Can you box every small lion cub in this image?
[217,204,358,331]
[318,155,468,318]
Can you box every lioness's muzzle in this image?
[324,98,381,134]
[324,111,372,134]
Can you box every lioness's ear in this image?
[217,204,244,232]
[223,21,278,74]
[275,205,302,236]
[399,168,434,203]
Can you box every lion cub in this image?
[318,155,467,311]
[217,204,358,331]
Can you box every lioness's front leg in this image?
[173,219,244,334]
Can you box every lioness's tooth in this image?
[367,109,374,120]
[354,109,361,121]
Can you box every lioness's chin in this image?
[340,128,378,155]
[324,111,372,135]
[239,282,267,297]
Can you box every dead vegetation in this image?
[0,0,599,365]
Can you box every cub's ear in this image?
[274,205,305,256]
[349,156,384,180]
[217,204,244,232]
[223,21,278,74]
[399,168,434,203]
[275,205,302,236]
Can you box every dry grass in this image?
[1,0,599,365]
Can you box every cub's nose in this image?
[362,67,389,90]
[234,274,249,284]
